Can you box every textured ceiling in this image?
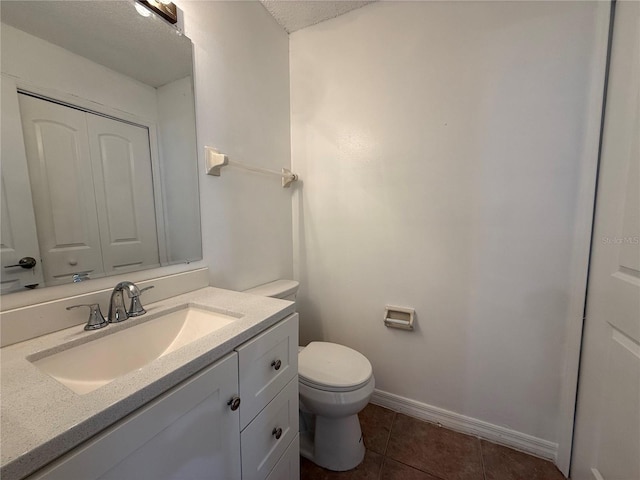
[260,1,375,34]
[1,1,192,88]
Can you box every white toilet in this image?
[245,280,375,472]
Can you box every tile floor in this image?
[300,404,565,480]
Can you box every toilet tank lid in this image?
[244,280,299,299]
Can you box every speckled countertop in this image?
[0,287,295,480]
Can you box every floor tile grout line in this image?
[377,455,385,480]
[479,438,488,480]
[380,411,395,480]
[382,411,396,457]
[385,456,448,480]
[379,411,479,480]
[382,412,449,480]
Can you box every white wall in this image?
[157,76,201,264]
[179,1,293,291]
[290,1,606,446]
[1,23,158,121]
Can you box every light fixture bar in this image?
[137,0,177,24]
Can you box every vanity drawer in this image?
[236,313,298,428]
[241,377,299,480]
[266,433,300,480]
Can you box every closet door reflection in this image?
[0,82,43,293]
[19,94,159,286]
[19,94,104,285]
[87,114,159,276]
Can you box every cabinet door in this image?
[86,114,160,275]
[18,93,105,284]
[29,353,241,480]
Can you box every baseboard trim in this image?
[371,389,558,462]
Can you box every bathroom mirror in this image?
[0,0,202,294]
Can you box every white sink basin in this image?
[31,306,238,394]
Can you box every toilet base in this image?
[299,431,314,460]
[300,413,365,471]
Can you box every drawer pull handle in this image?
[272,427,283,440]
[228,396,241,411]
[271,359,282,371]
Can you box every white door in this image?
[0,80,44,292]
[86,114,160,276]
[571,2,640,479]
[18,93,104,285]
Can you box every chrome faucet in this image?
[108,281,154,323]
[67,303,109,330]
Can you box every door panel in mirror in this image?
[0,80,44,293]
[19,94,105,286]
[87,114,161,276]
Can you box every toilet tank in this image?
[244,280,299,302]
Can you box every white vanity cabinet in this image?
[26,313,299,480]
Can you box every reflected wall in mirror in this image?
[0,0,202,294]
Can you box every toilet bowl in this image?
[245,280,375,472]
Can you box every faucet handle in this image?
[127,285,154,317]
[67,303,109,331]
[109,291,129,324]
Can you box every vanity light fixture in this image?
[134,2,151,18]
[135,0,178,24]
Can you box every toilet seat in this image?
[299,375,371,392]
[299,342,373,392]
